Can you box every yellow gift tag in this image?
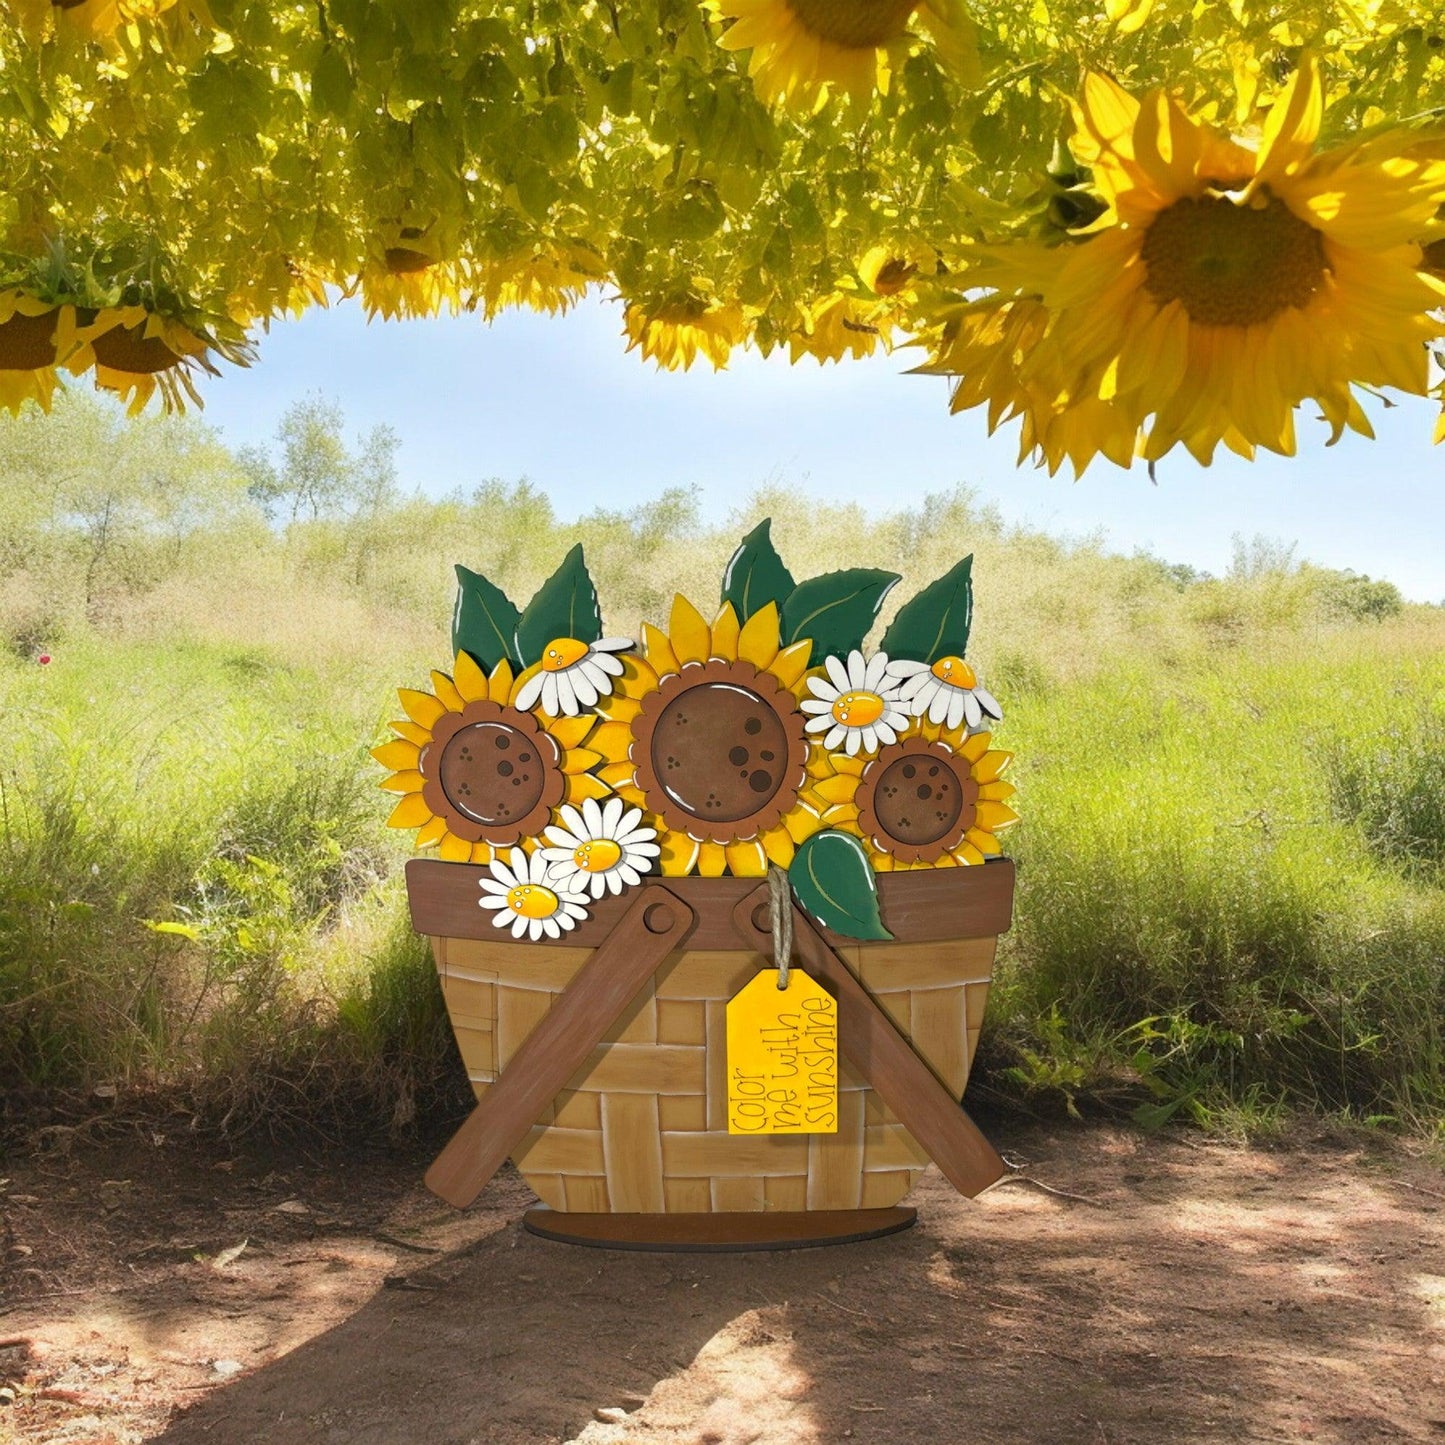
[725,968,838,1135]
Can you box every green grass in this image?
[991,642,1445,1132]
[2,477,1443,1139]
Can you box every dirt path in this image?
[2,1122,1443,1445]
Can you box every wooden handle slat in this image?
[425,885,697,1209]
[730,889,1006,1199]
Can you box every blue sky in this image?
[199,294,1444,602]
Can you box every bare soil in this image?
[2,1120,1443,1445]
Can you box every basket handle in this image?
[731,886,1007,1199]
[425,884,697,1209]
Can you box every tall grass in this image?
[2,451,1442,1136]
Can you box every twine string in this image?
[767,863,793,990]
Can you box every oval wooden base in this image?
[522,1205,917,1252]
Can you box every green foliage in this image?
[880,554,974,664]
[1322,700,1445,882]
[781,567,900,666]
[451,564,521,672]
[513,543,603,665]
[721,518,795,623]
[7,0,1441,389]
[789,831,892,941]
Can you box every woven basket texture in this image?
[431,929,995,1214]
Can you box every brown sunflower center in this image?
[650,682,789,824]
[1140,192,1328,327]
[783,0,916,49]
[91,323,184,375]
[1422,237,1445,280]
[438,721,546,828]
[870,753,974,847]
[0,309,59,371]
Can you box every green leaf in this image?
[513,544,602,666]
[310,45,356,118]
[880,555,974,665]
[452,565,521,672]
[721,518,795,623]
[781,568,900,667]
[789,831,892,942]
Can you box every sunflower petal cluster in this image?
[918,57,1445,472]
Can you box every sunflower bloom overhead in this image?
[623,296,746,372]
[926,57,1445,470]
[710,0,979,111]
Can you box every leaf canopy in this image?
[0,0,1442,424]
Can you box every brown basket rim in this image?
[406,857,1014,949]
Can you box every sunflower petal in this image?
[642,622,680,678]
[711,601,741,660]
[371,739,420,770]
[453,651,490,703]
[670,596,712,665]
[725,839,767,876]
[386,794,433,829]
[430,670,466,713]
[737,601,781,669]
[398,688,447,728]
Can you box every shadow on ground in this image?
[116,1127,1444,1445]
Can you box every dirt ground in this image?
[1,1117,1443,1445]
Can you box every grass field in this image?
[3,401,1442,1139]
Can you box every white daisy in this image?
[478,846,591,941]
[799,649,909,757]
[514,636,633,717]
[539,796,661,899]
[885,655,1003,732]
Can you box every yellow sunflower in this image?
[915,295,1140,476]
[373,651,612,865]
[594,596,826,876]
[622,295,746,371]
[357,225,467,321]
[474,246,601,320]
[786,291,891,364]
[0,293,96,414]
[924,57,1445,470]
[804,720,1017,870]
[64,306,239,415]
[8,0,213,53]
[710,0,979,112]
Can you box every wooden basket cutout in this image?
[408,860,1014,1217]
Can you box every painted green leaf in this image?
[789,831,892,942]
[452,564,521,672]
[781,568,900,668]
[513,544,602,666]
[880,555,974,665]
[722,518,795,623]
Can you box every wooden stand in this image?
[523,1204,916,1252]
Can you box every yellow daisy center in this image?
[573,838,622,873]
[930,656,977,689]
[784,0,916,49]
[1140,193,1328,327]
[830,689,886,727]
[543,637,591,672]
[507,882,559,919]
